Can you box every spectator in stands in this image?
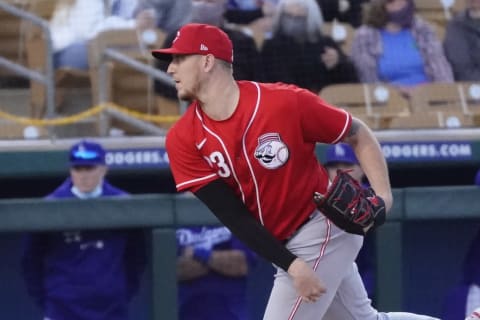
[225,0,278,52]
[50,0,156,70]
[155,0,263,100]
[323,143,376,299]
[442,227,480,319]
[21,139,146,320]
[176,220,258,320]
[134,0,193,34]
[444,0,480,81]
[261,0,358,93]
[316,0,369,27]
[351,0,454,98]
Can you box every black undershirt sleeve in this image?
[194,179,297,271]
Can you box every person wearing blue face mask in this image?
[261,0,359,93]
[351,0,454,98]
[20,140,146,320]
[50,0,156,70]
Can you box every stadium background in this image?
[0,0,480,319]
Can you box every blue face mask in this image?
[190,2,225,26]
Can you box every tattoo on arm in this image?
[347,118,360,137]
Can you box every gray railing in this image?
[0,1,55,118]
[97,48,174,104]
[96,47,176,135]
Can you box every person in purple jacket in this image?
[21,140,146,320]
[176,219,258,320]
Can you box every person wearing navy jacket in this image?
[176,221,258,320]
[21,140,146,320]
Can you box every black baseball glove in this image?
[313,170,386,235]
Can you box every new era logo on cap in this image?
[173,30,180,43]
[151,23,233,63]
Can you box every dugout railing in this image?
[0,187,479,319]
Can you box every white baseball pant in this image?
[263,211,440,320]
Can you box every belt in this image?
[282,211,318,245]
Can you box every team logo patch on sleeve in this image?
[254,133,289,169]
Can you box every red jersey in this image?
[166,81,352,240]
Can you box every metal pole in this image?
[0,57,47,83]
[97,60,110,136]
[103,49,175,87]
[43,23,55,119]
[0,1,55,119]
[96,49,176,135]
[151,228,178,320]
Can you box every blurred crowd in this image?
[0,0,480,135]
[2,0,479,122]
[42,0,480,96]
